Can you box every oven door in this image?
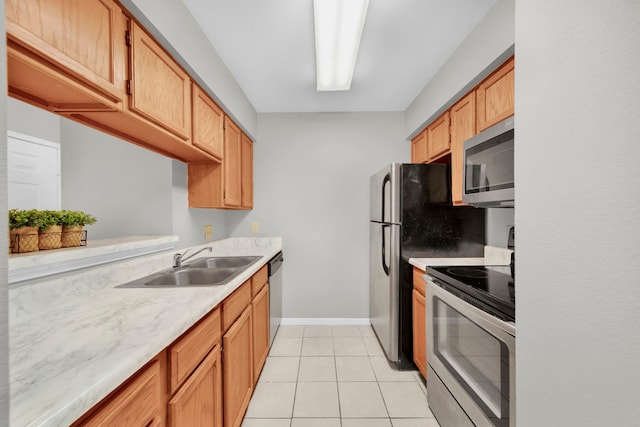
[426,276,516,427]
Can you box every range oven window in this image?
[433,297,511,427]
[465,129,514,194]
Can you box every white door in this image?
[8,131,61,210]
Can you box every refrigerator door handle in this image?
[381,224,390,275]
[381,173,391,223]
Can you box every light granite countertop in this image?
[409,245,513,271]
[9,236,283,427]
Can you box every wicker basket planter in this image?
[61,225,84,248]
[9,226,39,253]
[39,225,63,250]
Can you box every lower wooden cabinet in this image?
[252,284,270,384]
[412,267,427,379]
[168,345,223,427]
[73,265,271,427]
[223,306,254,427]
[73,356,166,427]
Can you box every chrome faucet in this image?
[173,246,212,268]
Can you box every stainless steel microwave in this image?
[462,116,514,207]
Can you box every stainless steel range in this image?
[425,263,516,427]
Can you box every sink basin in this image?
[184,256,261,269]
[117,255,262,288]
[143,267,239,287]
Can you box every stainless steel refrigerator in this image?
[369,162,486,368]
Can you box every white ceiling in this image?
[181,0,497,113]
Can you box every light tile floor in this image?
[242,325,441,427]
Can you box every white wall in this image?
[7,98,60,143]
[59,117,173,239]
[405,0,515,138]
[515,1,640,425]
[0,2,9,424]
[227,113,409,319]
[120,0,257,138]
[171,160,228,249]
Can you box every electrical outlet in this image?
[251,223,259,234]
[204,225,213,239]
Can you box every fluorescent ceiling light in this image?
[313,0,369,91]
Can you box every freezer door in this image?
[369,221,400,361]
[370,163,401,224]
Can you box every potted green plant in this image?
[36,210,64,250]
[8,209,40,253]
[59,210,97,247]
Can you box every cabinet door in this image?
[412,289,427,379]
[128,21,191,140]
[476,56,514,132]
[223,306,254,427]
[223,117,243,207]
[76,357,164,427]
[241,133,254,209]
[168,307,221,394]
[426,111,451,161]
[168,345,223,427]
[411,130,428,164]
[6,0,125,109]
[252,284,270,384]
[450,92,476,205]
[192,84,224,160]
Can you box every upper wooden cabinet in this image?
[128,20,191,141]
[188,117,254,210]
[476,56,515,132]
[241,133,254,209]
[411,130,428,164]
[192,84,224,161]
[410,56,513,203]
[7,0,255,208]
[426,111,451,162]
[6,0,126,111]
[223,117,243,208]
[450,92,476,206]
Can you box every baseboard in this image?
[280,318,370,326]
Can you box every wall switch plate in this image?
[204,225,213,239]
[251,223,259,234]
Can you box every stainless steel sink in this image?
[143,267,239,287]
[117,255,262,288]
[184,256,261,269]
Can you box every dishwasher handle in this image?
[268,251,284,276]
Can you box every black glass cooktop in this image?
[429,265,515,322]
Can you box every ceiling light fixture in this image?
[313,0,369,91]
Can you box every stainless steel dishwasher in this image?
[268,251,283,344]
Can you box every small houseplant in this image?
[8,209,39,253]
[59,210,97,247]
[37,210,63,250]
